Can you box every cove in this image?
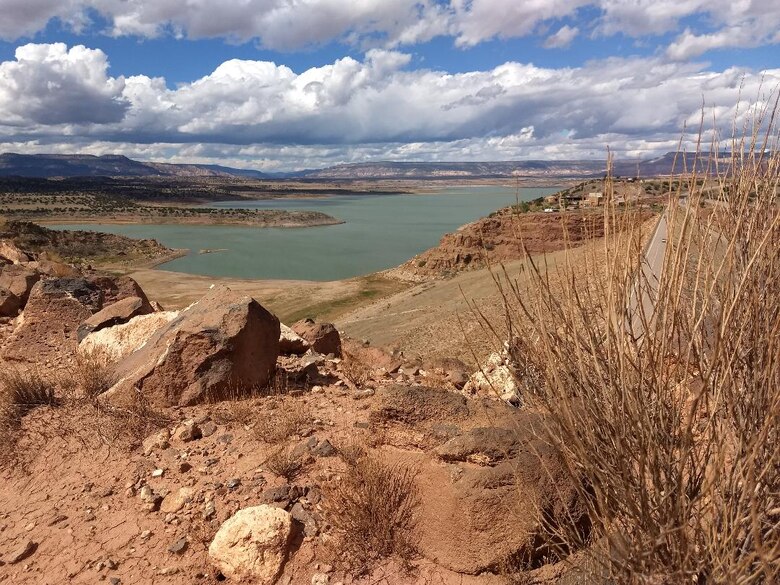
[54,186,559,281]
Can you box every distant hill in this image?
[298,160,608,179]
[0,151,752,180]
[0,153,270,179]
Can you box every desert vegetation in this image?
[476,114,779,582]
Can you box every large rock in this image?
[87,275,152,311]
[79,310,179,360]
[291,318,341,357]
[416,422,587,574]
[279,323,309,355]
[77,296,153,341]
[208,505,293,584]
[435,426,523,466]
[103,286,280,407]
[0,265,41,304]
[0,286,21,317]
[0,240,30,264]
[1,278,102,364]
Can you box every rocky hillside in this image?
[391,209,604,280]
[0,154,269,179]
[0,238,586,584]
[0,221,178,268]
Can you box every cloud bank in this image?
[1,0,779,58]
[0,42,777,169]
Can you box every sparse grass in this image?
[252,402,312,444]
[66,349,117,402]
[0,365,59,466]
[263,446,304,480]
[284,275,408,323]
[0,366,57,410]
[475,105,780,582]
[323,447,420,572]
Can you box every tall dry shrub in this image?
[479,106,779,583]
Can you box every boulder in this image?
[25,259,79,278]
[0,265,41,304]
[103,286,280,407]
[208,505,293,584]
[1,278,102,365]
[87,275,152,311]
[435,427,522,465]
[79,311,179,361]
[0,287,21,317]
[279,323,309,355]
[77,296,153,342]
[291,318,341,357]
[417,425,587,574]
[0,241,30,264]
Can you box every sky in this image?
[0,1,778,171]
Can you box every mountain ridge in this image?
[0,151,742,180]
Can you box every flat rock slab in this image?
[104,285,280,407]
[77,296,152,341]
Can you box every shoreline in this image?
[33,216,346,228]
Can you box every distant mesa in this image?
[0,151,746,180]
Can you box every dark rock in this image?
[6,540,37,564]
[261,484,306,506]
[290,502,318,536]
[168,537,188,554]
[312,439,336,457]
[435,427,522,465]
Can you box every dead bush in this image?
[67,349,117,402]
[474,106,780,583]
[0,365,59,467]
[0,366,57,410]
[263,446,304,480]
[323,450,420,572]
[252,402,311,444]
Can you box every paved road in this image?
[629,212,668,339]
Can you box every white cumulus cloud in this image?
[1,43,779,169]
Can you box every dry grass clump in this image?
[66,349,117,402]
[323,447,420,572]
[0,366,57,409]
[263,446,305,480]
[0,365,59,466]
[477,106,780,583]
[252,402,312,444]
[84,394,172,450]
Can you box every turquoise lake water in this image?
[55,186,558,281]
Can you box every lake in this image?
[55,186,559,281]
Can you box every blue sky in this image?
[0,1,778,170]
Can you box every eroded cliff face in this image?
[391,210,610,280]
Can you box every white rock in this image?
[79,311,179,361]
[279,323,309,355]
[208,505,293,584]
[462,351,521,404]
